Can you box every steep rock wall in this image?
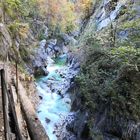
[67,0,140,140]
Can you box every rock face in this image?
[36,47,80,139]
[32,39,48,76]
[32,38,68,76]
[32,29,80,76]
[62,33,78,45]
[62,0,140,140]
[95,0,127,30]
[0,23,12,59]
[67,54,140,140]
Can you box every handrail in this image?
[0,69,23,140]
[1,69,49,140]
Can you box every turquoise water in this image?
[36,63,71,140]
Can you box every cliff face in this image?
[0,2,50,76]
[0,5,50,140]
[0,23,12,59]
[1,0,140,139]
[68,0,140,140]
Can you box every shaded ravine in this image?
[34,1,125,137]
[36,56,78,140]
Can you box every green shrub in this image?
[76,46,140,120]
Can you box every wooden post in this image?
[16,61,19,102]
[0,69,10,140]
[8,87,23,140]
[1,69,23,140]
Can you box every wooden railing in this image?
[0,69,49,140]
[0,69,23,140]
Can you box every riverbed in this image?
[36,57,77,140]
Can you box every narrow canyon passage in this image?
[36,56,78,140]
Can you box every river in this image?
[36,56,77,140]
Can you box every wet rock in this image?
[51,89,55,93]
[48,77,55,81]
[47,56,54,65]
[57,90,62,95]
[39,39,47,47]
[48,39,57,46]
[45,118,51,123]
[64,98,71,104]
[60,73,65,78]
[34,66,46,77]
[56,89,64,97]
[73,62,80,70]
[39,96,43,100]
[59,54,67,59]
[54,45,60,52]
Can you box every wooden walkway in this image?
[0,84,5,140]
[0,62,5,140]
[0,66,49,140]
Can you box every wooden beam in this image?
[14,78,49,140]
[0,69,11,140]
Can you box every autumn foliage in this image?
[37,0,93,32]
[1,0,93,33]
[75,0,93,19]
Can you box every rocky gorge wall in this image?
[0,5,50,140]
[1,0,140,139]
[65,0,140,140]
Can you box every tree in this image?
[74,0,93,19]
[37,0,77,32]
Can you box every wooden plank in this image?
[1,68,49,140]
[14,78,49,140]
[1,69,23,140]
[0,69,11,140]
[8,86,23,140]
[9,85,31,140]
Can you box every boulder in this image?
[34,66,46,77]
[45,118,51,124]
[39,39,46,48]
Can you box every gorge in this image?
[0,0,140,140]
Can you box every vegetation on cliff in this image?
[73,0,140,139]
[0,0,140,139]
[0,0,93,63]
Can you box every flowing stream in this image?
[36,56,75,140]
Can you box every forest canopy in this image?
[1,0,93,33]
